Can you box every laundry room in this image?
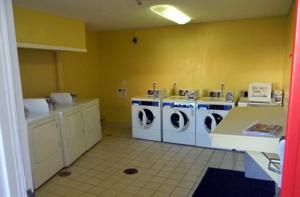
[4,0,297,196]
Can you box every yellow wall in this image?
[96,16,287,124]
[18,48,58,97]
[16,11,290,125]
[282,2,295,108]
[56,31,101,99]
[14,6,86,50]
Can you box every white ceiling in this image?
[13,0,293,31]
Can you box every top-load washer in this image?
[131,96,163,141]
[196,97,234,148]
[162,96,196,145]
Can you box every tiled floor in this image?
[36,127,245,197]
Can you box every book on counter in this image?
[242,122,282,137]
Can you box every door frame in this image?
[281,0,300,196]
[0,0,33,196]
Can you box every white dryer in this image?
[55,105,87,167]
[131,96,162,141]
[196,97,234,148]
[162,97,196,145]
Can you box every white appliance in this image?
[162,97,196,145]
[238,97,282,107]
[24,99,64,189]
[196,97,234,148]
[26,113,64,189]
[54,99,102,166]
[131,96,162,141]
[56,105,87,167]
[82,99,102,150]
[51,93,102,150]
[248,82,272,103]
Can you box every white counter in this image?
[212,107,286,154]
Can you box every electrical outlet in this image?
[117,88,127,97]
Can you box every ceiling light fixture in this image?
[150,5,191,25]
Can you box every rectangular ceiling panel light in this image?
[150,5,191,25]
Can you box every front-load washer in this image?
[131,96,162,141]
[162,97,196,145]
[196,97,235,148]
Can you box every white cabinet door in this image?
[29,117,63,189]
[84,103,102,150]
[63,110,86,166]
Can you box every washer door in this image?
[204,113,223,133]
[170,110,189,131]
[138,108,155,128]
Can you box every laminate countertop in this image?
[212,107,286,153]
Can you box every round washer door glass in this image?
[170,110,189,130]
[138,108,155,127]
[204,113,223,133]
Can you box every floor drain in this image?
[123,168,138,175]
[58,171,71,177]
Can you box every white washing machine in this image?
[162,97,196,145]
[131,96,162,141]
[196,97,235,148]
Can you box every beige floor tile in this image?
[85,177,102,185]
[135,188,155,197]
[164,178,180,186]
[54,186,75,194]
[151,176,166,184]
[118,177,136,185]
[182,175,199,182]
[158,184,176,194]
[178,180,195,190]
[136,175,153,182]
[151,191,170,197]
[143,182,161,190]
[123,186,141,195]
[57,187,78,196]
[131,179,148,187]
[76,183,94,192]
[169,173,185,180]
[42,183,61,192]
[79,192,98,197]
[186,169,202,177]
[110,183,127,191]
[157,170,172,178]
[172,187,191,196]
[35,189,59,197]
[88,185,106,195]
[144,169,160,176]
[98,180,115,188]
[101,190,119,197]
[60,188,83,197]
[36,127,244,197]
[116,193,134,197]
